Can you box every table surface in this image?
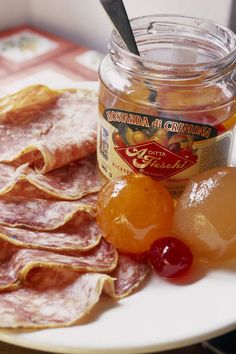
[0,341,208,354]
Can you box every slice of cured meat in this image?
[0,238,118,291]
[0,85,151,329]
[0,255,149,328]
[27,154,102,199]
[109,254,150,297]
[0,155,101,200]
[0,164,27,195]
[0,194,96,230]
[0,85,97,173]
[0,212,101,251]
[0,85,60,124]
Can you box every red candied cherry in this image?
[149,237,193,277]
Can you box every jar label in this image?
[97,108,232,196]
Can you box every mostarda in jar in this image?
[98,15,236,197]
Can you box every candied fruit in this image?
[172,167,236,262]
[149,237,193,277]
[96,174,174,253]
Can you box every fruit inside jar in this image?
[98,79,235,196]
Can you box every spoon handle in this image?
[100,0,140,55]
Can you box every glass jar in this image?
[97,15,236,197]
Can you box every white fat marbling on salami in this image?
[0,254,149,328]
[0,212,101,251]
[0,86,97,173]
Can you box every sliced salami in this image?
[0,86,97,173]
[0,255,150,328]
[0,155,101,200]
[0,195,96,230]
[108,254,150,297]
[0,212,101,251]
[0,238,118,291]
[0,84,152,329]
[0,85,60,124]
[28,154,102,199]
[0,164,27,195]
[0,270,111,328]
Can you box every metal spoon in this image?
[100,0,157,102]
[100,0,139,55]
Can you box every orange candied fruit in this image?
[96,174,174,253]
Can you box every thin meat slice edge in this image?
[0,255,150,328]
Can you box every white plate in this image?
[0,81,235,354]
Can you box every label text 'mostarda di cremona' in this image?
[105,109,217,139]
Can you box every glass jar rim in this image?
[110,14,236,80]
